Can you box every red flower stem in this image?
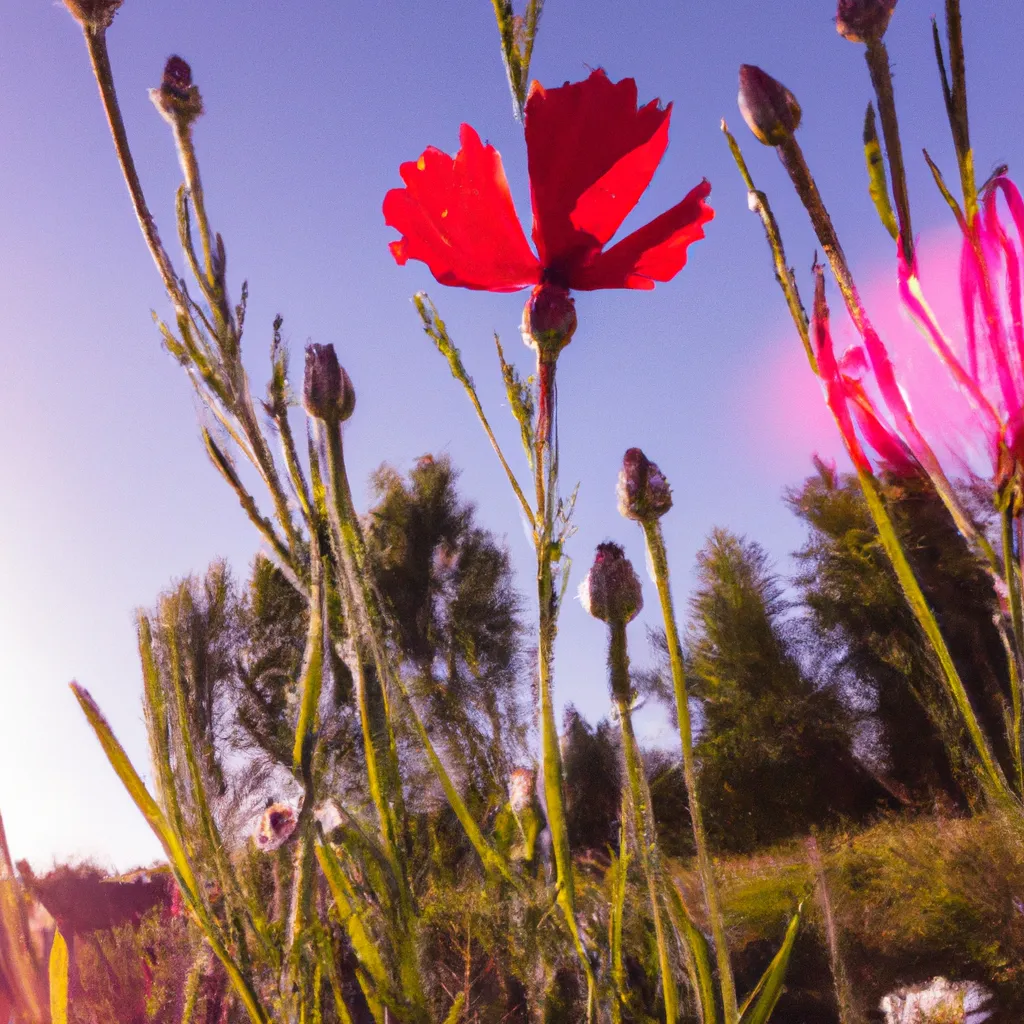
[531,355,596,1020]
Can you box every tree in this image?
[787,461,1013,807]
[686,528,885,853]
[365,455,528,811]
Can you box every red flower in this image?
[812,262,916,476]
[383,70,713,293]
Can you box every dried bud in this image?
[618,448,673,522]
[303,343,356,423]
[62,0,123,31]
[579,542,643,625]
[738,65,802,146]
[508,767,536,813]
[521,283,577,362]
[836,0,897,43]
[151,56,204,129]
[254,803,298,852]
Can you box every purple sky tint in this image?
[2,0,1023,870]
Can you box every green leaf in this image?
[862,104,898,240]
[737,903,802,1024]
[442,992,466,1024]
[665,880,717,1024]
[48,929,69,1024]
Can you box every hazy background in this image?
[3,0,1022,869]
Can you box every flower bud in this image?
[254,803,298,852]
[618,448,673,522]
[836,0,897,43]
[303,343,356,423]
[737,65,802,146]
[62,0,123,31]
[508,767,536,813]
[521,283,577,362]
[151,56,204,129]
[579,542,643,625]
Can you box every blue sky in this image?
[3,0,1023,870]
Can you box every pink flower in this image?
[895,175,1024,489]
[811,262,916,476]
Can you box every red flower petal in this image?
[525,70,672,273]
[566,181,713,290]
[383,124,541,292]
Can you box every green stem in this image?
[1003,508,1024,797]
[531,357,597,1019]
[323,426,407,888]
[642,520,737,1024]
[859,468,1012,804]
[864,39,913,263]
[323,424,513,885]
[609,620,679,1024]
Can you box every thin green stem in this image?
[1003,508,1024,797]
[642,520,737,1024]
[609,620,678,1024]
[530,357,596,1019]
[721,122,814,374]
[858,468,1012,804]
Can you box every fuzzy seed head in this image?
[618,448,673,521]
[63,0,123,31]
[738,65,802,146]
[836,0,898,43]
[579,542,643,625]
[521,283,577,362]
[303,343,356,423]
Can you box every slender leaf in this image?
[48,929,69,1024]
[737,904,803,1024]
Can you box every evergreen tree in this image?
[686,528,884,852]
[787,461,1012,807]
[365,455,528,809]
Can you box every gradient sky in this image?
[3,0,1024,871]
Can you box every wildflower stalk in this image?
[806,837,854,1024]
[608,618,679,1024]
[1002,508,1024,794]
[641,520,737,1023]
[323,422,515,884]
[531,358,597,1018]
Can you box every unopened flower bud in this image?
[151,56,204,129]
[254,803,298,852]
[62,0,123,31]
[303,343,356,423]
[521,283,577,362]
[836,0,897,43]
[618,448,673,522]
[579,542,643,625]
[738,65,802,146]
[509,767,536,813]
